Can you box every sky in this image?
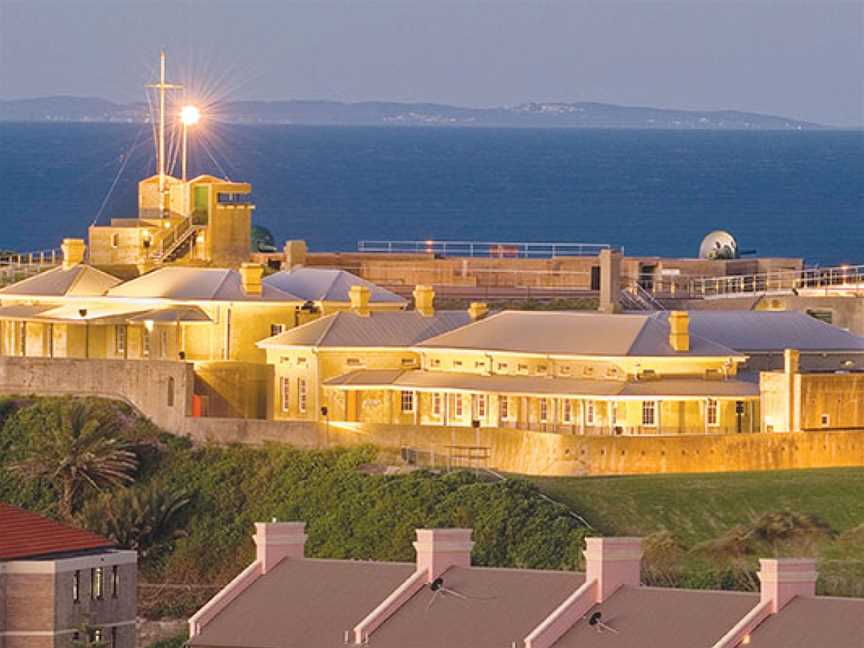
[0,0,862,127]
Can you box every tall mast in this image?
[146,50,182,217]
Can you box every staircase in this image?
[620,283,666,311]
[150,218,201,264]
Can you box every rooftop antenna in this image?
[146,50,182,218]
[588,611,620,634]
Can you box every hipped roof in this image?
[106,267,301,302]
[263,268,406,304]
[0,264,121,297]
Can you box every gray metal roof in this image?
[653,310,864,352]
[106,267,302,302]
[263,268,406,304]
[0,265,121,297]
[418,311,741,358]
[258,310,473,349]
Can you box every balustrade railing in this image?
[357,240,613,258]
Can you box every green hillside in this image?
[1,396,862,620]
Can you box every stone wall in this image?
[0,357,193,432]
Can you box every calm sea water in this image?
[1,123,862,265]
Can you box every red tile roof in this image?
[0,502,114,561]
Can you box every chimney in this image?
[413,285,435,317]
[239,263,264,296]
[668,311,690,352]
[62,238,86,270]
[282,240,308,270]
[468,302,489,321]
[413,528,474,581]
[758,558,817,613]
[253,521,307,573]
[584,537,642,602]
[349,285,371,317]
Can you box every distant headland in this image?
[0,96,824,130]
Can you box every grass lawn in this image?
[528,467,864,546]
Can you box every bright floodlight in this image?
[180,105,200,126]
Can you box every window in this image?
[73,570,80,603]
[401,358,415,367]
[270,323,286,337]
[517,364,528,374]
[93,629,104,644]
[296,357,306,366]
[497,362,508,371]
[91,567,104,600]
[346,358,361,367]
[585,400,596,425]
[821,414,831,428]
[430,358,441,368]
[142,330,151,358]
[280,377,290,412]
[114,325,126,356]
[500,396,510,420]
[454,395,463,417]
[537,365,548,374]
[539,398,548,422]
[475,394,487,418]
[606,368,618,378]
[432,393,442,417]
[475,360,486,369]
[707,399,719,427]
[642,401,657,427]
[563,400,573,423]
[167,377,175,407]
[400,391,414,413]
[298,379,307,413]
[559,365,572,376]
[110,233,120,248]
[583,367,594,377]
[453,360,463,368]
[112,565,119,598]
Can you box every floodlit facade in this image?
[187,521,864,648]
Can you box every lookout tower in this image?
[88,51,253,270]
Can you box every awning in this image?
[324,370,759,400]
[128,306,212,323]
[32,304,151,324]
[0,304,57,321]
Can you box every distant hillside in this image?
[0,96,824,129]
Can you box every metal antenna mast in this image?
[146,50,182,217]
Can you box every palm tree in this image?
[11,401,138,519]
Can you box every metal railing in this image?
[357,240,612,258]
[151,218,195,262]
[0,248,63,285]
[687,264,864,299]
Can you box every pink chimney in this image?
[584,537,643,602]
[253,521,308,573]
[413,528,475,581]
[758,558,817,613]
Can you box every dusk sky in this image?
[1,0,862,127]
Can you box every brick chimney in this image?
[239,263,264,296]
[413,528,474,581]
[349,285,371,317]
[468,302,489,321]
[584,537,643,602]
[668,311,690,352]
[413,285,435,318]
[759,558,817,613]
[62,238,86,270]
[253,521,307,573]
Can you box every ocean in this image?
[1,123,861,265]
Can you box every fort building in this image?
[0,503,137,648]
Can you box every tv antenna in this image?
[425,576,469,611]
